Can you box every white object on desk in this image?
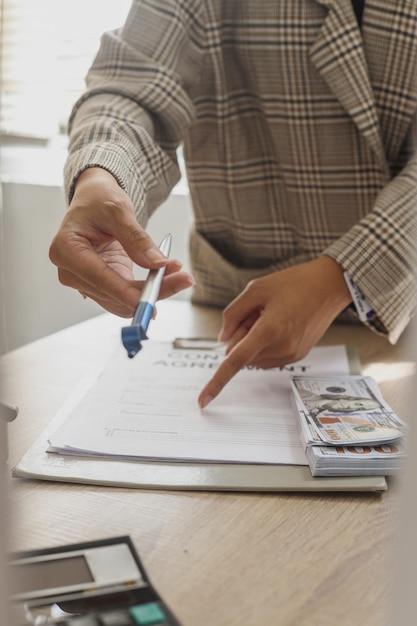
[13,338,386,491]
[48,342,351,465]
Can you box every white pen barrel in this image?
[140,233,172,305]
[140,266,166,304]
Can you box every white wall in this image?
[0,190,7,356]
[0,180,192,354]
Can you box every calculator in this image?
[9,536,182,625]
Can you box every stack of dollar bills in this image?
[290,375,407,477]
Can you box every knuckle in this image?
[245,277,264,295]
[224,351,246,373]
[49,235,67,266]
[48,242,59,265]
[56,268,72,287]
[279,336,304,363]
[124,227,149,249]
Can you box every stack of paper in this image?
[47,341,353,467]
[291,375,407,476]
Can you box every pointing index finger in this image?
[198,326,262,408]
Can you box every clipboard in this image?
[13,344,387,492]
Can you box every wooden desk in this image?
[1,300,414,626]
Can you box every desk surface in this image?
[2,300,414,626]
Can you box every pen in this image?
[121,233,172,358]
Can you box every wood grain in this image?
[2,300,413,626]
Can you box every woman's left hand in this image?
[198,256,352,408]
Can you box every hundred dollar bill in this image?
[290,375,406,446]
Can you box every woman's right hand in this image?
[49,167,194,316]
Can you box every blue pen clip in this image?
[121,233,172,358]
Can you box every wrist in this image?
[315,256,352,313]
[70,166,132,216]
[74,167,120,195]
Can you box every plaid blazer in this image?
[65,0,417,343]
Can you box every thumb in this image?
[72,167,169,270]
[113,213,169,270]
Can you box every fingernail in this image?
[174,277,195,294]
[199,394,214,409]
[145,247,166,263]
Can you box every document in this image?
[48,342,351,466]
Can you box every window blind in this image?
[0,0,132,140]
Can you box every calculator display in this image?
[11,555,93,595]
[10,542,144,601]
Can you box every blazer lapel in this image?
[310,0,389,174]
[362,0,417,164]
